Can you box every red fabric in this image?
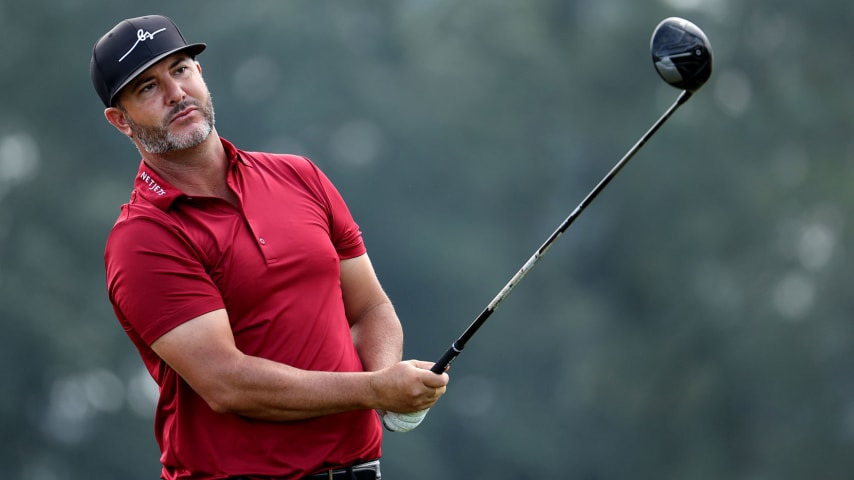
[105,138,381,479]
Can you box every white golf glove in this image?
[381,409,430,432]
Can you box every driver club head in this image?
[651,17,713,92]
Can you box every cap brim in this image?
[108,43,206,106]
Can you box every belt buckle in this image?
[316,459,379,479]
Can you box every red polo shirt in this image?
[105,138,382,479]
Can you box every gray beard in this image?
[125,97,216,154]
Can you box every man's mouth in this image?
[169,106,198,124]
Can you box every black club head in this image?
[651,17,713,92]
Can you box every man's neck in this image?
[141,130,234,201]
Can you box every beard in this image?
[124,94,216,154]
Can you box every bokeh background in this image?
[3,0,854,478]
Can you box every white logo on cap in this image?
[119,28,167,63]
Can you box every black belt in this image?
[305,460,380,480]
[228,460,381,480]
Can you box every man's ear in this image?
[104,107,133,137]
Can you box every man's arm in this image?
[340,254,446,432]
[149,253,447,422]
[340,254,404,372]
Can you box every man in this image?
[91,15,448,480]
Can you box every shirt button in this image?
[259,237,266,245]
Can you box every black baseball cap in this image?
[90,15,206,107]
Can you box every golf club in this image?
[429,17,713,375]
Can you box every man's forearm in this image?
[350,302,403,372]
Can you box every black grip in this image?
[431,343,462,374]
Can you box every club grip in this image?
[431,343,462,374]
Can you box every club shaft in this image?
[431,90,693,375]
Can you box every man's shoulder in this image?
[240,149,315,169]
[223,137,319,174]
[109,190,175,233]
[237,149,326,186]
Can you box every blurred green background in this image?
[3,0,854,478]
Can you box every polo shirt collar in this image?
[132,137,246,211]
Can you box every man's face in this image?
[114,53,215,154]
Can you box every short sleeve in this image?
[301,158,366,260]
[105,217,225,345]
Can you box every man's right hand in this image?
[369,360,449,414]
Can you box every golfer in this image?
[91,14,448,480]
